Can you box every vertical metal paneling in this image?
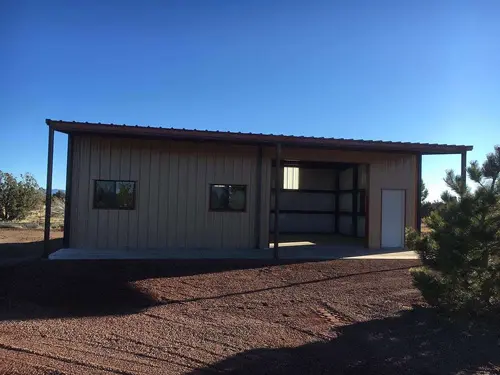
[176,154,188,248]
[128,144,141,249]
[221,156,232,248]
[70,136,81,247]
[206,153,219,248]
[157,148,170,248]
[107,141,121,249]
[97,139,111,248]
[69,138,266,250]
[148,144,160,248]
[167,152,179,248]
[339,168,353,190]
[212,154,225,248]
[194,153,207,248]
[185,152,198,248]
[137,144,151,248]
[87,137,100,248]
[69,138,417,251]
[242,156,254,249]
[358,164,368,189]
[229,154,242,247]
[368,155,416,249]
[80,138,91,248]
[260,157,271,248]
[117,140,131,249]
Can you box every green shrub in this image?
[52,190,66,201]
[407,146,500,317]
[0,171,43,221]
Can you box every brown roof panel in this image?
[46,119,473,155]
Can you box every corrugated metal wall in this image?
[69,138,416,251]
[337,166,366,237]
[368,156,417,249]
[275,147,417,249]
[70,136,271,250]
[270,167,337,233]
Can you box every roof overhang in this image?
[46,119,473,155]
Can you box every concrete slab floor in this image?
[49,246,418,261]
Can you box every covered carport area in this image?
[268,141,472,256]
[269,159,368,250]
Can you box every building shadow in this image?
[0,255,417,321]
[189,308,500,375]
[0,238,63,266]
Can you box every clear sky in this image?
[1,0,499,200]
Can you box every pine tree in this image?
[406,146,500,316]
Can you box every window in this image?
[209,184,247,212]
[94,180,136,209]
[283,166,299,190]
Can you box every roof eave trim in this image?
[46,119,474,155]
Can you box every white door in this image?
[381,189,405,248]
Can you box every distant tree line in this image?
[0,171,65,222]
[420,180,444,218]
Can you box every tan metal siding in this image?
[157,148,170,248]
[70,138,414,251]
[259,157,272,248]
[107,144,121,249]
[368,155,417,249]
[97,139,111,249]
[148,145,161,249]
[87,139,100,248]
[70,136,267,250]
[117,141,131,249]
[266,147,416,249]
[69,136,80,248]
[128,145,141,249]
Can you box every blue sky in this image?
[1,0,499,200]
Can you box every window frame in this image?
[208,184,247,212]
[93,179,137,210]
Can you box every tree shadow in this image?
[190,308,500,375]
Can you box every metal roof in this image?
[46,119,473,155]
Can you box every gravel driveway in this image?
[0,259,498,374]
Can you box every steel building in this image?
[43,119,472,258]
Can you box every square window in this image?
[209,184,247,212]
[94,180,136,210]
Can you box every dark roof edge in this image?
[46,119,473,155]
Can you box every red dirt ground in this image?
[0,228,63,263]
[0,233,498,374]
[0,228,63,244]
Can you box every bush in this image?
[420,200,444,218]
[53,190,66,201]
[0,171,44,221]
[407,146,500,317]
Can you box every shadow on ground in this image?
[0,254,353,320]
[0,238,63,265]
[190,308,500,375]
